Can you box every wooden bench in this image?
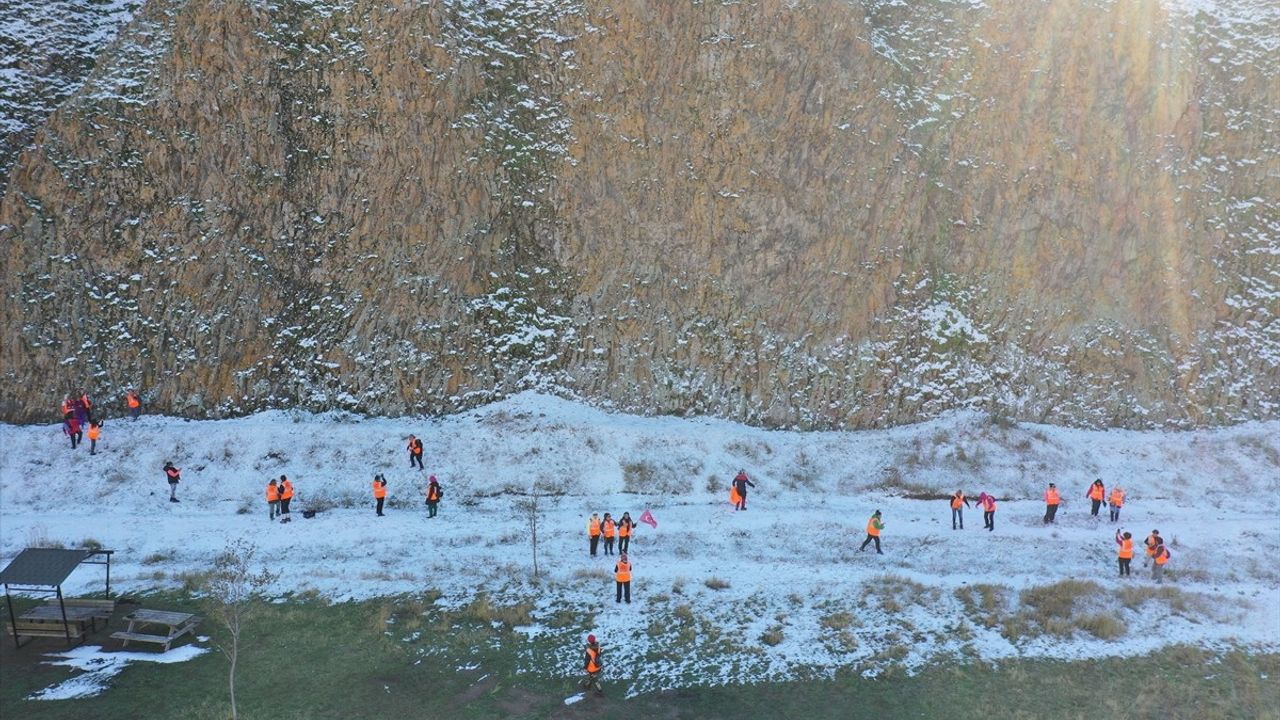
[7,618,88,647]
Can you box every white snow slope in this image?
[2,392,1278,697]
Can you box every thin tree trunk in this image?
[229,632,239,720]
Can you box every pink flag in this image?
[639,509,657,529]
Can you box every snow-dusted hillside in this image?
[1,393,1277,695]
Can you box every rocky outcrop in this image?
[1,0,1277,428]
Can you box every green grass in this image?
[0,593,1275,720]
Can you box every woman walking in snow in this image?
[164,461,181,502]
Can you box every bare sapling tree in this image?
[514,483,549,578]
[202,538,280,720]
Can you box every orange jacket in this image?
[127,392,140,409]
[951,493,966,510]
[1088,484,1105,501]
[1045,488,1060,505]
[266,484,280,502]
[372,480,387,499]
[614,560,631,582]
[1118,538,1133,559]
[983,497,997,512]
[588,517,601,537]
[1145,534,1160,556]
[866,516,883,537]
[603,519,616,538]
[87,425,101,441]
[1154,547,1170,566]
[281,480,294,500]
[1109,489,1125,507]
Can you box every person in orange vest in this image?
[580,634,603,696]
[372,473,388,516]
[279,475,294,522]
[602,513,617,556]
[266,478,281,520]
[617,512,635,553]
[587,513,601,556]
[1143,529,1162,567]
[407,435,424,470]
[1115,530,1134,577]
[60,396,72,417]
[63,413,82,449]
[859,510,885,554]
[1152,541,1171,583]
[126,389,142,421]
[732,470,755,511]
[424,475,442,518]
[1108,486,1125,522]
[1086,479,1106,517]
[86,421,102,455]
[614,551,632,603]
[950,490,970,530]
[976,492,996,531]
[163,461,181,503]
[1043,483,1060,524]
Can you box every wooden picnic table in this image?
[111,609,201,652]
[9,605,100,646]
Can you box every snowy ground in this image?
[2,393,1278,697]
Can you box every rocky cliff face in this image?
[1,0,1277,428]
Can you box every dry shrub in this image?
[574,567,611,582]
[821,612,854,631]
[673,604,694,623]
[1078,613,1126,640]
[760,626,784,646]
[1116,586,1203,615]
[705,577,731,591]
[621,460,693,495]
[455,594,533,629]
[1020,579,1103,621]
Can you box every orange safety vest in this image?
[281,480,293,500]
[951,494,965,509]
[866,516,882,537]
[619,520,631,538]
[80,394,92,409]
[614,560,631,582]
[427,484,440,501]
[408,439,422,455]
[372,481,387,499]
[588,517,601,537]
[1088,484,1105,501]
[585,646,601,673]
[983,497,997,512]
[60,399,71,415]
[87,425,101,440]
[165,467,180,481]
[603,519,616,538]
[1109,489,1124,507]
[127,393,140,409]
[1155,547,1170,566]
[1145,534,1160,556]
[266,484,279,502]
[1118,538,1133,559]
[1045,488,1060,505]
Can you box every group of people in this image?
[265,476,296,521]
[587,512,636,604]
[57,389,145,454]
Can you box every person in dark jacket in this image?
[424,475,442,518]
[407,435,424,470]
[732,470,755,511]
[617,512,635,553]
[164,461,181,502]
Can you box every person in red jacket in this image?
[63,414,82,449]
[1085,479,1106,517]
[164,461,181,503]
[732,470,755,511]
